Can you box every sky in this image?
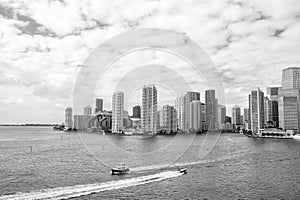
[0,0,300,123]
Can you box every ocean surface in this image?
[0,126,299,199]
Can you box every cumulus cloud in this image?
[0,0,300,122]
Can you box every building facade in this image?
[95,98,103,113]
[65,107,73,128]
[217,105,226,129]
[205,89,217,130]
[161,105,177,133]
[142,85,158,134]
[232,105,241,127]
[190,100,202,131]
[249,88,265,133]
[282,67,300,89]
[132,105,141,118]
[112,91,124,133]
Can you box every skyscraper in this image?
[95,98,103,113]
[232,105,241,128]
[249,88,265,133]
[282,67,300,89]
[132,105,141,118]
[161,105,177,133]
[278,67,300,131]
[205,89,217,130]
[217,105,226,129]
[112,91,124,133]
[175,96,184,130]
[142,85,158,134]
[278,89,300,130]
[183,92,200,132]
[244,108,250,130]
[65,107,73,128]
[190,100,202,131]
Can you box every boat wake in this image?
[0,171,183,200]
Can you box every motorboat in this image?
[178,168,187,174]
[111,163,130,175]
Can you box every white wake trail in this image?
[0,171,183,200]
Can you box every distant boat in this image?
[111,163,130,175]
[293,134,300,140]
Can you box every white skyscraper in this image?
[142,85,158,134]
[205,89,217,130]
[249,88,265,133]
[190,100,202,131]
[65,107,73,128]
[112,91,124,133]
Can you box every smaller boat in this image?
[111,163,130,175]
[178,168,187,174]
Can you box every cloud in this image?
[0,0,300,122]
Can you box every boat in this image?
[111,163,130,175]
[293,134,300,140]
[178,168,187,174]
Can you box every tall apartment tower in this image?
[190,100,202,131]
[161,105,177,133]
[282,67,300,89]
[244,108,250,130]
[175,96,184,130]
[183,92,200,132]
[95,98,103,113]
[218,105,226,129]
[132,105,141,118]
[232,105,241,127]
[112,91,124,133]
[278,67,300,131]
[65,107,73,128]
[249,88,265,133]
[205,89,217,130]
[142,85,158,134]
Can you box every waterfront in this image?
[0,126,299,199]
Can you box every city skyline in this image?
[1,0,300,123]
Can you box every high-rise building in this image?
[278,67,300,131]
[95,98,103,113]
[282,67,300,89]
[244,108,250,130]
[161,105,177,133]
[112,91,124,133]
[190,100,202,131]
[217,105,226,129]
[183,92,200,132]
[132,105,141,118]
[266,87,279,127]
[264,97,272,124]
[84,105,92,117]
[278,88,300,130]
[65,107,73,128]
[232,105,241,128]
[249,88,265,133]
[201,103,207,130]
[205,89,217,130]
[142,85,158,134]
[175,96,184,130]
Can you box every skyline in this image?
[1,0,300,123]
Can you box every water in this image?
[0,126,299,199]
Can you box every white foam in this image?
[0,171,183,200]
